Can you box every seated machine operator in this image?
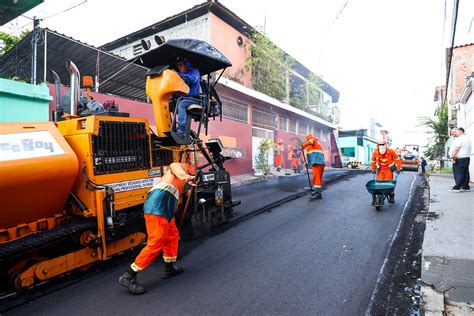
[175,57,201,139]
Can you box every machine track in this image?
[0,219,96,260]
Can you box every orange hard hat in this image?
[306,133,313,140]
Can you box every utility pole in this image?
[31,17,40,85]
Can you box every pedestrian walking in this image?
[420,157,427,174]
[449,127,471,192]
[119,162,196,295]
[301,134,325,199]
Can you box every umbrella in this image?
[131,38,232,75]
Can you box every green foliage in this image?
[0,30,29,56]
[246,29,294,102]
[254,139,273,174]
[289,81,307,109]
[418,103,449,167]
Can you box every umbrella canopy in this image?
[131,38,232,75]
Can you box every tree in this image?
[0,30,30,56]
[418,103,449,168]
[246,29,294,102]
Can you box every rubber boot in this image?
[388,193,395,203]
[119,267,146,295]
[162,262,184,279]
[310,190,318,200]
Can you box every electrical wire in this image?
[443,0,460,106]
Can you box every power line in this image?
[443,0,460,107]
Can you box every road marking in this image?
[365,172,417,315]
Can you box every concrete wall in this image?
[451,45,474,102]
[209,13,251,87]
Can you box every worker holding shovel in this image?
[119,162,196,295]
[301,134,326,200]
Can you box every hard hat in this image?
[306,133,313,140]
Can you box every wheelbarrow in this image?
[365,171,399,210]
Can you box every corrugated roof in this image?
[0,28,149,101]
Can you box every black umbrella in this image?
[131,38,232,75]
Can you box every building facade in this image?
[338,129,378,166]
[101,1,342,174]
[450,44,474,180]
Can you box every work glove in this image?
[390,165,397,172]
[396,168,402,174]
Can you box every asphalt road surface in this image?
[7,171,418,315]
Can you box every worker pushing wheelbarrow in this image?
[367,140,403,210]
[366,169,399,210]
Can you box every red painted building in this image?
[101,1,342,174]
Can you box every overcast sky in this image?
[2,0,474,148]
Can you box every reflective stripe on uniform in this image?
[131,262,143,272]
[150,182,179,200]
[163,256,177,263]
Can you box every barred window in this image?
[279,116,287,131]
[221,97,249,123]
[320,129,329,141]
[252,108,276,130]
[289,119,297,134]
[298,122,308,135]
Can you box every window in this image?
[279,116,287,131]
[252,127,274,139]
[341,147,355,157]
[221,97,248,123]
[298,122,308,135]
[289,119,297,134]
[252,108,276,129]
[320,129,329,141]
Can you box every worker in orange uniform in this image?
[119,162,196,295]
[301,134,326,199]
[274,139,284,172]
[370,140,402,203]
[288,145,302,174]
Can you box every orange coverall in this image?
[131,163,194,272]
[301,136,325,191]
[274,142,284,169]
[370,147,402,180]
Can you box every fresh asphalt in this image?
[6,171,417,315]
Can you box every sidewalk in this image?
[422,174,474,315]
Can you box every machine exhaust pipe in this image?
[66,60,80,115]
[50,70,64,122]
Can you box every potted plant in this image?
[254,139,273,175]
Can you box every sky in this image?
[2,0,474,149]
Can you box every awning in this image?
[0,28,149,101]
[0,0,43,26]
